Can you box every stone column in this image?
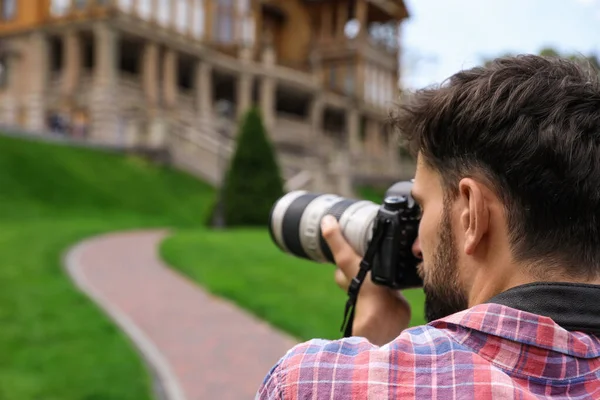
[366,118,382,157]
[346,107,361,154]
[363,119,371,156]
[24,31,50,132]
[385,124,396,162]
[142,42,159,106]
[195,60,213,121]
[257,44,276,130]
[374,120,384,157]
[61,30,82,106]
[334,149,354,197]
[155,48,178,148]
[162,49,178,109]
[309,95,324,141]
[90,23,120,143]
[307,95,327,193]
[237,73,252,119]
[258,76,275,131]
[0,47,20,126]
[140,41,159,147]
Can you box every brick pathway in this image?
[64,229,299,400]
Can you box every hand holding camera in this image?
[320,214,413,345]
[268,180,423,345]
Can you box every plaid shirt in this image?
[256,303,600,399]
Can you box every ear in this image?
[458,178,489,255]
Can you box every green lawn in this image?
[0,131,424,400]
[0,134,214,400]
[161,182,426,342]
[161,228,427,342]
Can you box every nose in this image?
[412,237,423,260]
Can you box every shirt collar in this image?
[487,282,600,336]
[431,282,600,359]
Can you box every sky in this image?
[400,0,600,89]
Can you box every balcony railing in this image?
[48,0,111,18]
[314,34,397,68]
[47,0,209,42]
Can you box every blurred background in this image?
[0,0,596,399]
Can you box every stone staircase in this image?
[166,115,323,194]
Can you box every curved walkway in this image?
[64,229,298,400]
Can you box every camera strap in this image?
[340,221,387,338]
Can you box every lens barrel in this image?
[268,191,380,263]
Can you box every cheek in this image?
[417,213,437,260]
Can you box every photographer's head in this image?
[394,55,600,322]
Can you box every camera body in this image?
[268,180,423,290]
[370,191,422,289]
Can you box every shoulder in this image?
[255,324,476,399]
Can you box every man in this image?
[256,55,600,399]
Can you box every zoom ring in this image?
[325,199,359,221]
[319,199,359,263]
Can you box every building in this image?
[0,0,415,196]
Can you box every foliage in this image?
[0,134,214,400]
[220,107,285,227]
[481,47,600,72]
[356,185,388,203]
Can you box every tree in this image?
[481,47,600,72]
[216,107,285,227]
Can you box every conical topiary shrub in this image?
[215,106,285,227]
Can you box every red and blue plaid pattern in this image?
[256,303,600,399]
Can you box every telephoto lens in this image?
[268,191,380,264]
[268,181,422,290]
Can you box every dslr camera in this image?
[268,180,423,291]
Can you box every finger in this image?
[321,215,361,278]
[334,268,350,291]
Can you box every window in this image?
[241,16,254,46]
[137,0,151,19]
[50,0,70,16]
[176,0,188,33]
[0,57,9,89]
[236,0,248,14]
[1,0,16,20]
[344,69,354,95]
[157,0,170,26]
[192,0,205,38]
[213,0,234,43]
[117,0,133,12]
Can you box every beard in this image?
[421,200,469,323]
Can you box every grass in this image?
[0,134,214,400]
[0,131,423,399]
